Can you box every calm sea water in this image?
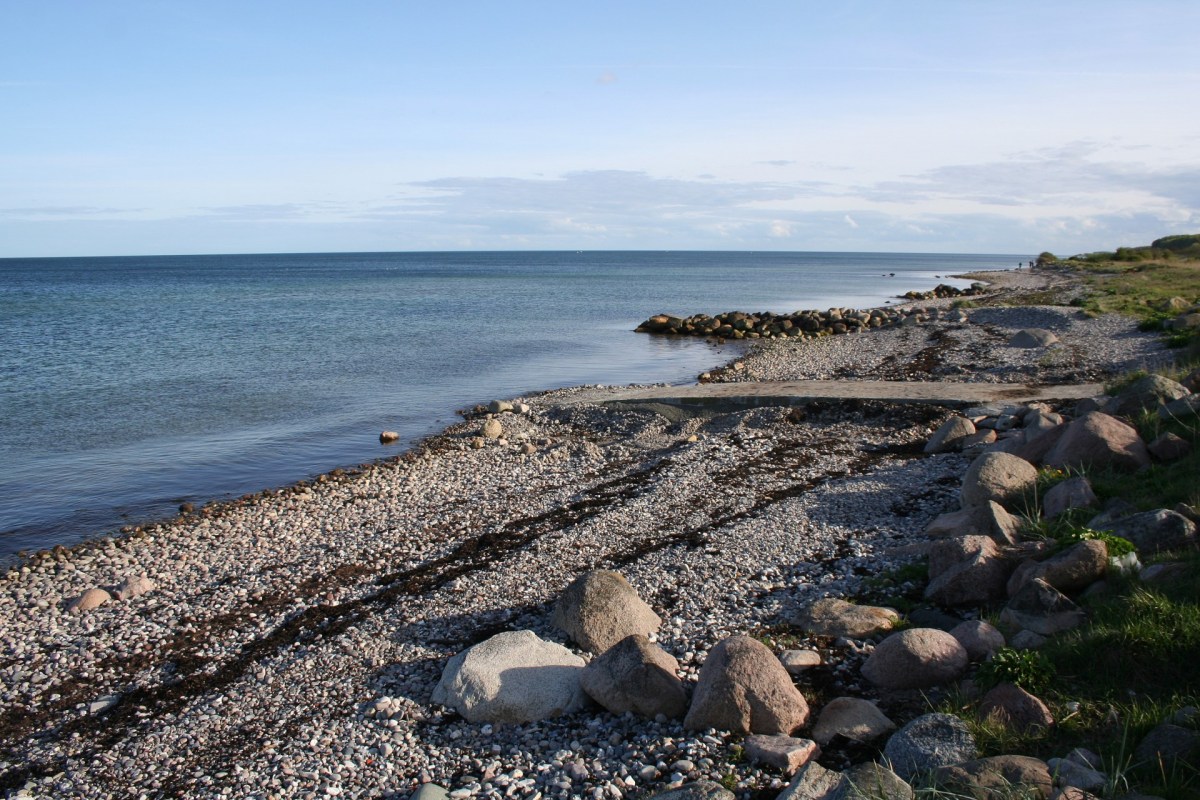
[0,250,1021,556]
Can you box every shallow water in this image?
[0,250,1020,554]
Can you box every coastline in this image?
[0,266,1176,798]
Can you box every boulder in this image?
[838,763,912,800]
[1042,476,1098,519]
[961,429,998,452]
[960,452,1038,510]
[811,697,896,745]
[379,430,400,444]
[1110,375,1190,418]
[925,503,1020,544]
[934,755,1053,799]
[410,785,449,800]
[646,781,735,800]
[481,418,504,439]
[1148,432,1191,461]
[744,734,821,775]
[924,535,1011,607]
[789,598,899,639]
[949,620,1006,661]
[487,400,514,414]
[883,713,978,781]
[684,635,809,734]
[1007,540,1108,597]
[979,683,1055,732]
[999,579,1086,636]
[66,587,111,614]
[1106,509,1197,555]
[1042,412,1150,472]
[1161,394,1200,420]
[779,650,822,674]
[1011,424,1069,465]
[861,628,969,690]
[925,417,977,454]
[113,574,156,601]
[1046,757,1107,793]
[1133,723,1200,771]
[580,634,687,719]
[431,630,587,723]
[1010,329,1059,348]
[552,570,661,654]
[778,761,842,800]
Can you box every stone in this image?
[1111,375,1190,418]
[861,628,969,690]
[1025,410,1064,434]
[925,416,977,454]
[66,587,111,614]
[1107,509,1197,555]
[487,400,514,414]
[410,785,449,800]
[906,607,964,632]
[925,503,1019,545]
[512,401,531,414]
[580,634,687,719]
[1009,630,1048,650]
[934,755,1053,799]
[811,697,896,746]
[1000,579,1086,636]
[1161,394,1200,420]
[883,713,978,781]
[1007,540,1108,597]
[949,620,1006,661]
[1133,723,1200,770]
[481,418,504,439]
[838,763,912,800]
[431,630,587,723]
[1043,412,1151,473]
[684,635,810,734]
[1148,432,1191,461]
[1043,477,1098,519]
[924,535,1011,607]
[113,574,156,601]
[778,761,842,800]
[1010,329,1059,348]
[960,452,1038,510]
[979,683,1055,732]
[790,598,899,639]
[379,430,400,444]
[552,569,661,654]
[1012,424,1069,465]
[961,429,998,452]
[1046,758,1106,792]
[646,781,735,800]
[1183,367,1200,393]
[780,649,822,673]
[744,734,821,775]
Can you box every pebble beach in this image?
[0,269,1174,799]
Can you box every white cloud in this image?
[843,214,859,228]
[769,220,792,237]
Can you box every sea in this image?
[0,250,1023,558]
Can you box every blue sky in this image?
[2,2,1198,257]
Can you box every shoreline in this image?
[0,265,1175,798]
[0,269,1009,568]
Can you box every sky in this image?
[2,1,1199,257]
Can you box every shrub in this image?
[976,648,1055,694]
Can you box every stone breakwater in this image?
[0,269,1185,799]
[634,284,986,340]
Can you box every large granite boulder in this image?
[1010,329,1059,348]
[1042,412,1150,472]
[1111,375,1190,418]
[934,755,1053,799]
[924,535,1012,607]
[646,781,735,800]
[949,620,1006,661]
[999,578,1086,636]
[883,713,978,781]
[1106,509,1198,555]
[743,734,821,775]
[580,638,686,719]
[580,634,688,719]
[960,452,1038,510]
[66,587,112,614]
[811,697,896,746]
[1006,539,1108,597]
[925,502,1020,545]
[838,763,912,800]
[684,635,809,734]
[1042,476,1098,519]
[431,630,587,723]
[1134,723,1200,771]
[861,628,968,690]
[552,570,661,654]
[790,598,899,639]
[925,416,977,454]
[979,683,1055,732]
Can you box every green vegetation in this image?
[975,647,1056,694]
